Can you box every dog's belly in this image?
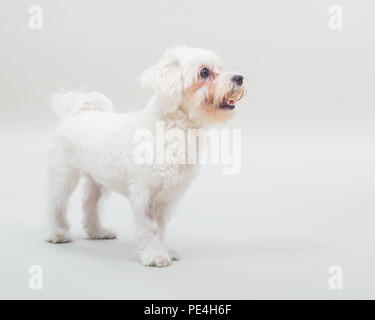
[75,147,136,197]
[85,171,130,196]
[86,161,197,199]
[54,111,199,198]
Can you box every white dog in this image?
[46,46,246,267]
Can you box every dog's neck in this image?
[143,95,202,130]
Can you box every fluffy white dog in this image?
[46,46,246,267]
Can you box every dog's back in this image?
[50,91,114,118]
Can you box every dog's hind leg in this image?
[46,164,80,243]
[82,176,116,239]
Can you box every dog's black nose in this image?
[232,75,243,86]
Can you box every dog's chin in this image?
[213,106,236,123]
[192,102,236,125]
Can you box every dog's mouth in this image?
[219,98,236,110]
[219,86,246,110]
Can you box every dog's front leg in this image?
[155,201,180,261]
[129,188,171,267]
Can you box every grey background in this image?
[0,0,374,299]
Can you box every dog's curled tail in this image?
[50,91,114,118]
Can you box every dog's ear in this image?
[140,47,187,113]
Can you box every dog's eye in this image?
[200,68,210,79]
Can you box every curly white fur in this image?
[46,46,245,267]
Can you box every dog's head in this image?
[141,46,246,125]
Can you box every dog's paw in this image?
[168,249,180,261]
[140,248,172,267]
[86,228,117,240]
[47,229,72,243]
